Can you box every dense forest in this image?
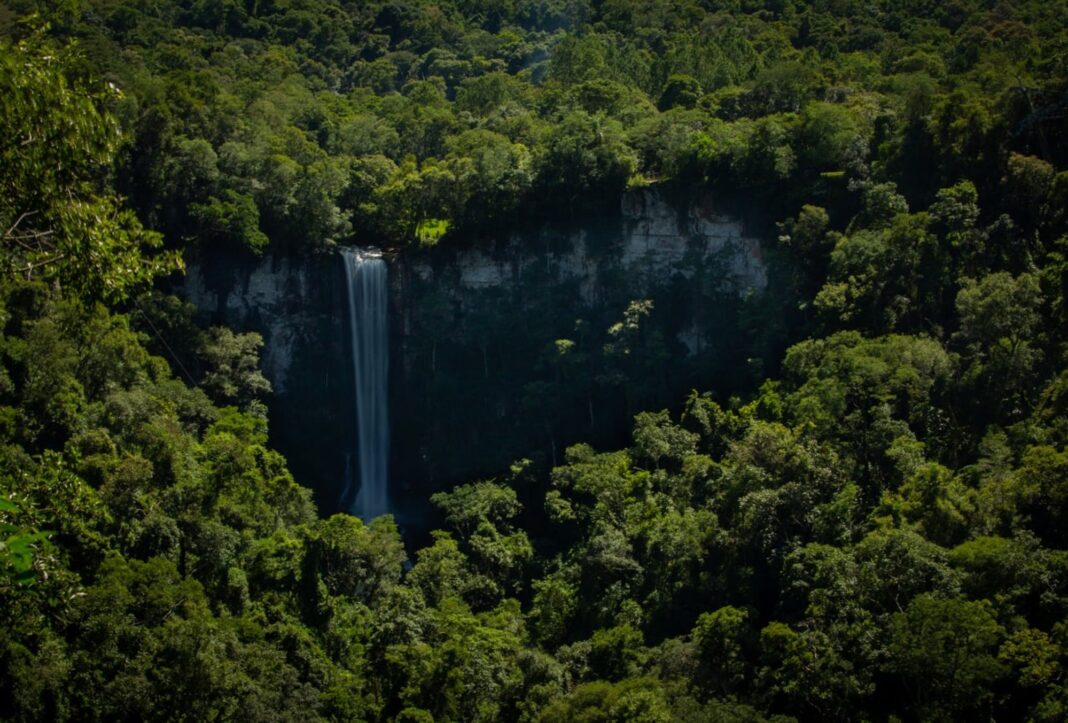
[3,0,1068,720]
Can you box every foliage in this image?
[0,39,180,302]
[2,0,1068,720]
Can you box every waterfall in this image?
[341,247,390,521]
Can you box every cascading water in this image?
[340,247,390,521]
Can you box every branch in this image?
[7,231,56,255]
[16,252,66,275]
[2,211,38,239]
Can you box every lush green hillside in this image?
[3,1,1068,720]
[4,0,1067,251]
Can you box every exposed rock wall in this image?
[179,250,350,512]
[182,256,331,395]
[179,188,769,515]
[404,188,765,303]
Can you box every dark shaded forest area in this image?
[2,1,1068,720]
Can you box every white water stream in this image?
[341,247,390,520]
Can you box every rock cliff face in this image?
[180,250,351,512]
[402,188,764,304]
[180,189,769,516]
[182,255,336,395]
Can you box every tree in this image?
[954,272,1043,420]
[1002,153,1054,236]
[446,129,532,227]
[630,410,698,472]
[536,111,637,204]
[658,74,702,111]
[308,514,406,606]
[199,327,272,415]
[692,606,750,698]
[886,595,1006,718]
[188,190,269,253]
[538,677,673,723]
[431,482,523,539]
[430,482,533,604]
[758,620,872,718]
[601,300,668,415]
[814,213,939,332]
[795,101,868,173]
[0,40,180,302]
[956,272,1042,355]
[929,181,983,274]
[0,499,51,587]
[854,528,961,614]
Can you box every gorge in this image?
[8,2,1066,716]
[180,188,775,522]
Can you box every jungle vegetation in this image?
[2,1,1068,720]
